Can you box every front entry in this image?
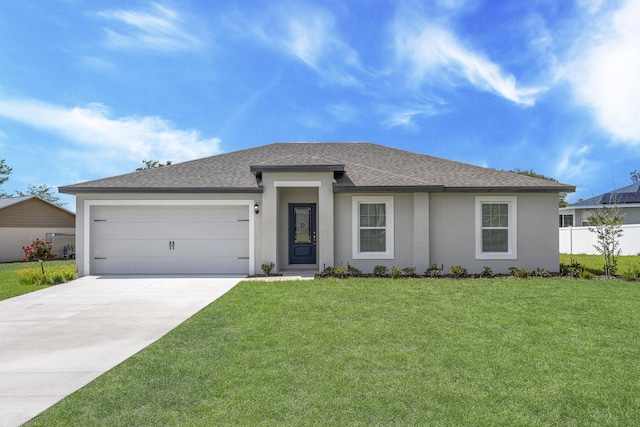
[289,204,317,264]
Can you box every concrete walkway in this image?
[0,275,241,427]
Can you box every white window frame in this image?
[475,196,517,260]
[352,196,394,259]
[559,214,574,228]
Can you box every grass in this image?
[28,278,640,426]
[560,253,640,276]
[0,260,76,301]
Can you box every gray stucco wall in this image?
[429,192,560,274]
[334,191,560,275]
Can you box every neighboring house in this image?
[559,183,640,227]
[59,142,574,277]
[559,183,640,255]
[0,196,76,263]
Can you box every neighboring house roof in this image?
[0,195,33,209]
[59,142,575,194]
[569,183,640,207]
[0,195,75,228]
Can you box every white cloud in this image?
[555,144,592,180]
[568,0,640,143]
[326,103,358,123]
[0,97,220,165]
[392,17,542,105]
[381,103,442,130]
[97,3,202,51]
[236,5,362,86]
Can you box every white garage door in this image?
[90,205,250,275]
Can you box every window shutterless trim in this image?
[352,196,394,259]
[475,196,517,260]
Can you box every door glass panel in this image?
[294,207,311,243]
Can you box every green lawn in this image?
[28,278,640,426]
[560,253,640,276]
[0,260,76,301]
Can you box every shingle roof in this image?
[0,196,33,209]
[59,142,575,194]
[570,182,640,207]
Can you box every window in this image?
[475,196,517,259]
[352,196,394,259]
[559,214,574,227]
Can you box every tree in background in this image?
[136,159,172,171]
[509,168,568,207]
[587,204,624,278]
[15,184,65,207]
[630,170,639,183]
[0,159,12,197]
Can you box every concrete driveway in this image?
[0,275,241,427]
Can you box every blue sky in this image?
[1,0,639,209]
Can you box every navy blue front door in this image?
[289,204,316,264]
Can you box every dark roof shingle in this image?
[60,142,575,194]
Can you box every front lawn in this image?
[29,278,640,426]
[0,260,76,301]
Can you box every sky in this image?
[1,0,639,209]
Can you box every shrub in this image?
[560,259,584,278]
[320,265,346,278]
[261,261,275,276]
[534,268,551,278]
[425,264,443,277]
[621,270,637,281]
[508,266,520,277]
[22,238,57,262]
[580,270,595,280]
[373,265,388,277]
[449,265,467,278]
[402,267,418,277]
[16,266,75,286]
[391,266,403,279]
[514,268,531,278]
[346,263,362,277]
[480,266,495,278]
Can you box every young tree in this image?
[587,204,624,278]
[136,159,172,171]
[0,159,12,197]
[15,184,65,207]
[631,170,639,183]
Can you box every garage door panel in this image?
[93,221,249,240]
[92,256,249,275]
[90,204,251,275]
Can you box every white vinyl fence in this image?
[559,224,640,255]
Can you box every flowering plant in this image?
[22,238,57,262]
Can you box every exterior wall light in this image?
[254,203,260,214]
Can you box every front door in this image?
[289,204,316,264]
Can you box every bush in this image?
[22,238,57,262]
[449,265,467,278]
[580,270,595,280]
[560,259,585,278]
[402,267,418,277]
[373,265,388,277]
[425,264,443,277]
[261,262,275,276]
[534,268,551,278]
[480,266,495,278]
[320,265,346,279]
[16,266,75,286]
[346,263,362,277]
[514,268,531,278]
[621,267,640,281]
[391,266,403,279]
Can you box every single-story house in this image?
[560,182,640,227]
[59,142,575,276]
[0,196,76,262]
